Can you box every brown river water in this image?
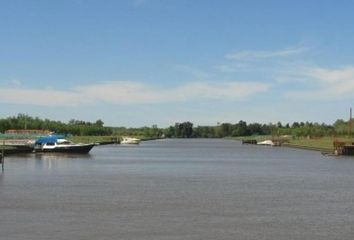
[1,139,354,240]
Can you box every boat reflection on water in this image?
[0,172,3,186]
[33,152,93,170]
[34,152,93,160]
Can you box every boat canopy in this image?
[35,136,58,145]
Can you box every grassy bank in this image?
[285,137,354,152]
[231,136,354,153]
[285,137,334,151]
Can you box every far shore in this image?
[230,136,354,154]
[67,135,163,144]
[69,135,353,154]
[2,135,353,156]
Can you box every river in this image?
[1,139,354,239]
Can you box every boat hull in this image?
[34,144,95,154]
[121,141,140,144]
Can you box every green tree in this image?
[95,119,104,127]
[175,122,193,138]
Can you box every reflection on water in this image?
[35,152,91,162]
[33,153,92,170]
[33,152,92,160]
[1,152,92,172]
[1,139,354,240]
[0,171,3,185]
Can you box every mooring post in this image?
[1,154,3,171]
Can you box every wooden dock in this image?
[242,139,257,144]
[0,145,34,155]
[333,140,354,156]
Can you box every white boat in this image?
[120,137,141,144]
[34,136,95,153]
[257,140,275,146]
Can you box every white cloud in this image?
[225,47,305,61]
[0,81,270,106]
[217,46,307,73]
[306,66,354,84]
[10,79,22,86]
[173,65,210,79]
[77,81,270,104]
[284,66,354,100]
[215,62,250,73]
[177,82,269,100]
[0,88,85,106]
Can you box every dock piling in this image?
[1,154,3,171]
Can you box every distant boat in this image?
[121,137,141,145]
[34,136,95,153]
[257,140,275,146]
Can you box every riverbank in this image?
[68,135,163,144]
[231,136,354,153]
[1,134,352,155]
[284,137,334,152]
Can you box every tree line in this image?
[0,114,352,138]
[165,120,350,138]
[0,114,112,136]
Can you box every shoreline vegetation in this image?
[67,135,162,144]
[0,114,353,154]
[69,135,353,153]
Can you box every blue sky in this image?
[1,0,354,127]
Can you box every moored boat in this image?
[257,140,275,146]
[120,137,141,144]
[34,136,95,153]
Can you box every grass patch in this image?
[286,137,333,150]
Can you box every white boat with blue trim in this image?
[34,136,95,153]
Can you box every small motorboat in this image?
[34,136,95,153]
[257,140,275,146]
[120,137,141,145]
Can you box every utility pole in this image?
[349,107,352,138]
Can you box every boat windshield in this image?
[57,140,73,145]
